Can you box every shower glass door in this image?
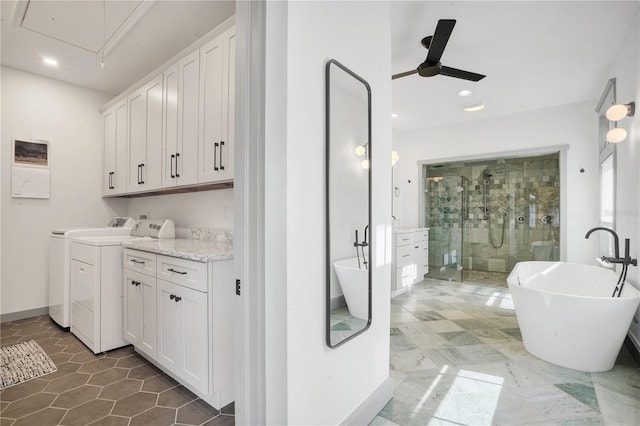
[424,174,465,282]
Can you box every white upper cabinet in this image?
[102,100,127,195]
[127,75,163,193]
[199,27,235,183]
[103,22,235,197]
[162,51,200,188]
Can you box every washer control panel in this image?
[130,219,175,239]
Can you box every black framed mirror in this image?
[325,59,372,348]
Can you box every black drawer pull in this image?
[169,294,175,300]
[214,142,219,171]
[175,153,180,177]
[170,154,175,178]
[174,296,182,302]
[167,268,187,275]
[130,259,145,265]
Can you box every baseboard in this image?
[341,377,393,426]
[1,307,50,324]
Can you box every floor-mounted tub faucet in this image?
[585,226,620,263]
[585,226,637,297]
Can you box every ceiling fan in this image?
[392,19,486,82]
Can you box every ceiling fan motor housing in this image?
[418,61,442,77]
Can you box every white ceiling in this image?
[1,1,638,131]
[1,0,235,95]
[391,1,640,132]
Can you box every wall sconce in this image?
[606,101,635,143]
[355,144,369,169]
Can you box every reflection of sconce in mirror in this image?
[606,101,635,143]
[391,150,400,166]
[355,143,369,169]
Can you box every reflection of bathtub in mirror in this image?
[333,257,368,320]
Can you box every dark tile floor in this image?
[0,316,234,426]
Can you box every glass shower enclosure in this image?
[423,154,561,285]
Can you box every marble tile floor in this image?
[372,278,640,426]
[0,316,234,426]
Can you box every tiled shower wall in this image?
[425,153,560,280]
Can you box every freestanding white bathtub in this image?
[333,257,369,320]
[507,261,640,372]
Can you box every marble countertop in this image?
[122,238,233,263]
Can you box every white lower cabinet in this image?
[157,278,208,394]
[122,248,233,409]
[123,269,156,359]
[391,228,430,298]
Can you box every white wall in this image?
[263,1,392,424]
[393,101,599,265]
[1,66,126,316]
[125,188,234,235]
[605,11,640,348]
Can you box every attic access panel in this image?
[20,0,147,53]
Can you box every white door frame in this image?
[234,1,267,424]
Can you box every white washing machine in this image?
[49,217,135,328]
[70,219,175,353]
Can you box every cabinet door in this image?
[128,75,163,192]
[198,34,224,183]
[103,101,127,195]
[220,27,235,179]
[177,51,200,186]
[162,62,179,188]
[124,269,157,358]
[157,279,208,394]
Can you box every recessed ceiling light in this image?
[43,57,58,67]
[463,103,485,112]
[458,89,472,97]
[391,113,399,118]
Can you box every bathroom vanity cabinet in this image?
[122,243,234,409]
[391,228,429,298]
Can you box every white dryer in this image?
[70,219,175,353]
[49,217,135,328]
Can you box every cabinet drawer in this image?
[157,255,207,292]
[415,229,429,242]
[71,241,98,266]
[395,232,414,247]
[396,244,414,267]
[124,249,157,275]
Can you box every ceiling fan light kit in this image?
[392,19,486,82]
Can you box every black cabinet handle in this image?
[167,268,187,275]
[175,153,180,178]
[108,172,114,189]
[169,294,175,300]
[170,154,175,178]
[131,280,140,287]
[220,141,225,170]
[130,259,145,265]
[140,163,145,184]
[137,164,141,184]
[214,142,219,171]
[174,296,182,302]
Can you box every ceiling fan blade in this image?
[392,69,419,80]
[425,19,456,64]
[440,66,486,82]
